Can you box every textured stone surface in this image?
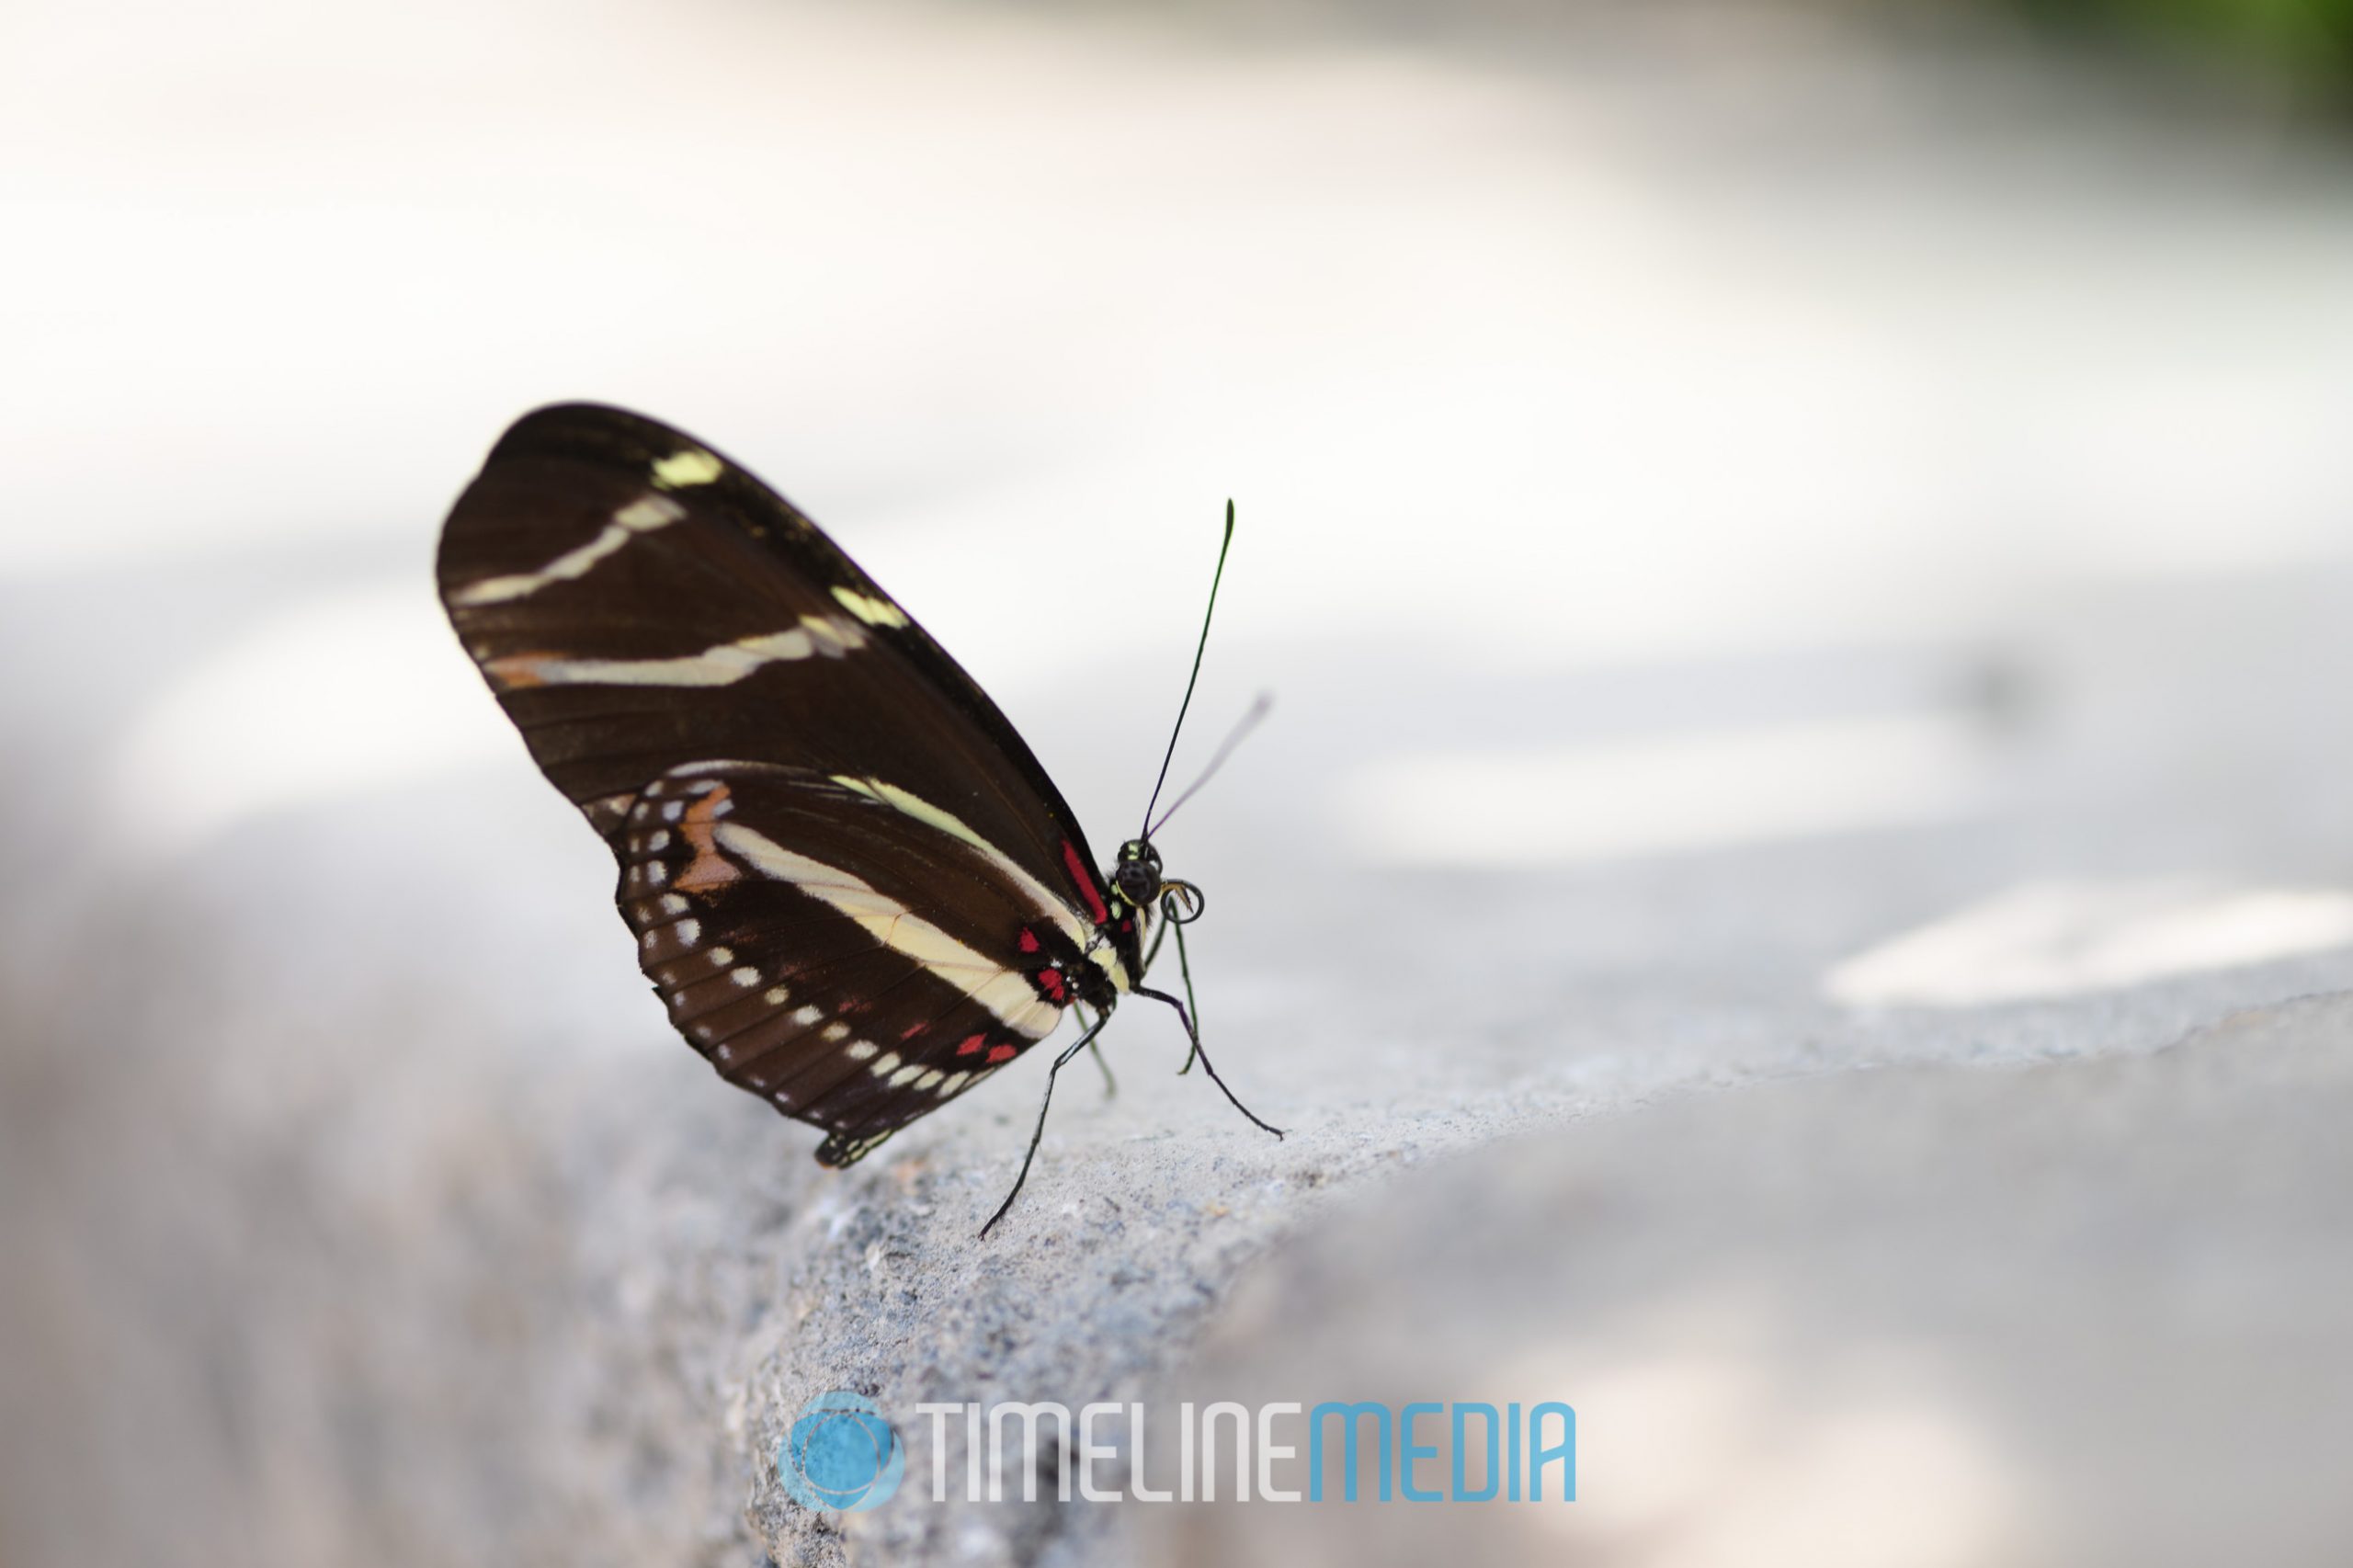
[1131,994,2353,1568]
[5,544,2350,1567]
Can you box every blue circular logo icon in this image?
[778,1391,904,1512]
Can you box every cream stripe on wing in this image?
[831,774,1132,992]
[829,776,1097,949]
[711,822,1060,1039]
[484,616,868,689]
[451,494,685,606]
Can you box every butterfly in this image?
[436,403,1279,1229]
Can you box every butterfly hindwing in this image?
[437,404,1142,1161]
[614,763,1117,1155]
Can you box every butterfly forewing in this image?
[437,404,1138,1162]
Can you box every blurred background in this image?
[4,1,2351,1565]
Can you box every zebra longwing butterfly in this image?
[438,403,1278,1228]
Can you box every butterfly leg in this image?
[1142,884,1207,1074]
[1134,983,1284,1141]
[1072,1002,1117,1099]
[1170,918,1203,1076]
[980,1010,1115,1236]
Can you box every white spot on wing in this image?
[831,585,910,629]
[651,448,723,488]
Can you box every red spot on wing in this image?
[1038,968,1066,1002]
[986,1043,1018,1065]
[1017,927,1040,954]
[957,1033,987,1057]
[1063,840,1109,925]
[901,1022,926,1041]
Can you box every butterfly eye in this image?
[1114,858,1163,908]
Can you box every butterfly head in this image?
[1112,838,1164,910]
[1112,838,1207,951]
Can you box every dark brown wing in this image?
[436,404,1131,1161]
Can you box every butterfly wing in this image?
[437,403,1134,1162]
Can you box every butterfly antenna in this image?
[1140,500,1237,838]
[1147,692,1272,838]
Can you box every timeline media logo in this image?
[777,1392,1574,1508]
[777,1392,906,1512]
